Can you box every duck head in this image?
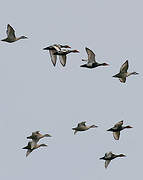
[19,36,28,39]
[90,125,98,128]
[71,50,80,53]
[118,154,126,157]
[124,125,133,129]
[101,63,109,66]
[39,144,47,147]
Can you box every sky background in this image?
[0,0,142,179]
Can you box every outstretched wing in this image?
[53,44,61,52]
[78,121,86,127]
[26,149,33,157]
[59,55,67,67]
[115,121,123,127]
[105,160,111,168]
[113,131,120,140]
[120,60,128,73]
[105,151,112,158]
[49,50,57,66]
[74,130,78,135]
[7,24,16,39]
[85,47,96,63]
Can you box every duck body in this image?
[1,24,27,43]
[43,44,71,66]
[54,49,79,67]
[27,131,51,144]
[22,141,47,157]
[72,121,98,135]
[100,151,126,168]
[80,47,109,69]
[80,62,108,68]
[107,120,133,140]
[113,60,138,83]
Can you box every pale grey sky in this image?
[0,0,142,179]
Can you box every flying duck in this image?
[54,49,79,67]
[43,44,71,66]
[113,60,138,83]
[1,24,28,43]
[72,121,98,135]
[80,47,109,68]
[107,120,133,140]
[27,131,51,148]
[100,151,126,168]
[22,141,47,157]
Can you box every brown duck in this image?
[100,151,126,168]
[72,121,98,135]
[107,120,133,140]
[80,47,109,68]
[1,24,28,43]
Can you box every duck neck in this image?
[127,72,138,77]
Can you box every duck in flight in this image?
[27,131,51,148]
[22,141,47,157]
[107,120,133,140]
[54,49,79,67]
[100,151,126,168]
[72,121,98,135]
[113,60,139,83]
[43,44,71,66]
[1,24,28,43]
[80,47,109,68]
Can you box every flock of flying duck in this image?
[1,24,137,168]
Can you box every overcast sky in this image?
[0,0,142,179]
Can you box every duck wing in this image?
[120,60,128,73]
[59,55,67,67]
[26,149,33,157]
[31,140,38,149]
[53,44,61,52]
[6,24,16,39]
[85,47,96,63]
[115,121,123,127]
[113,131,120,140]
[105,151,112,158]
[105,160,111,168]
[114,121,123,129]
[78,121,86,127]
[49,49,57,66]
